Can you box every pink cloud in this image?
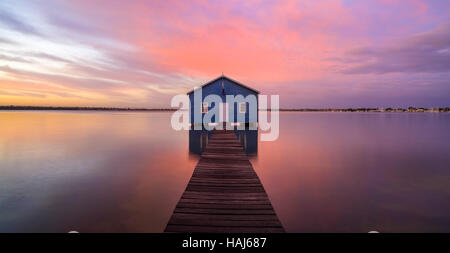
[61,0,361,84]
[1,0,448,107]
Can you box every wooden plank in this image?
[169,213,281,221]
[165,225,284,233]
[173,208,275,215]
[179,198,271,205]
[188,182,263,187]
[189,178,261,183]
[175,202,273,210]
[168,218,282,228]
[164,129,284,233]
[182,191,268,196]
[181,195,270,201]
[185,187,265,193]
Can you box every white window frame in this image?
[239,102,247,113]
[201,102,208,114]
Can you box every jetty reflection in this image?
[189,128,258,156]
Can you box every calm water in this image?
[0,111,449,232]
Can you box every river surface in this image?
[0,111,449,232]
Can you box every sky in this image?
[0,0,449,108]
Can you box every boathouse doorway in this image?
[219,102,229,123]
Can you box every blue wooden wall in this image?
[188,76,258,124]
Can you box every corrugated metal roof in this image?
[187,75,260,95]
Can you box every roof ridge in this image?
[186,75,259,95]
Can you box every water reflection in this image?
[188,130,212,155]
[235,130,258,156]
[0,111,196,233]
[252,112,450,232]
[189,128,258,156]
[1,111,449,232]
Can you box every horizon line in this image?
[0,105,449,111]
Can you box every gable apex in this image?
[187,75,259,95]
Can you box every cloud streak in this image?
[0,9,42,36]
[338,23,450,74]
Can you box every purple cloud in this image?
[0,9,42,36]
[338,23,450,74]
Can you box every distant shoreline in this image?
[277,107,450,112]
[0,105,449,112]
[0,106,177,111]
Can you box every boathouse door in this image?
[219,102,228,123]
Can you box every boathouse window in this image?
[202,102,208,114]
[239,102,246,113]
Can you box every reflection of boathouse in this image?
[189,129,258,156]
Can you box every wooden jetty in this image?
[165,128,284,233]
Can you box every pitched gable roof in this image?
[187,75,260,95]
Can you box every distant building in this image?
[187,75,259,126]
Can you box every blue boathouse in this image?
[187,75,259,126]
